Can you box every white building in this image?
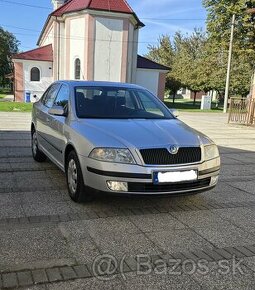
[12,0,169,102]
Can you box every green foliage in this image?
[203,0,255,97]
[147,21,253,101]
[147,35,182,101]
[203,0,255,50]
[147,31,209,104]
[171,30,208,95]
[0,27,20,86]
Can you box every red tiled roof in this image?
[12,44,53,62]
[137,55,170,71]
[52,0,134,17]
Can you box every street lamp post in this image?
[223,14,236,113]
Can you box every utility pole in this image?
[223,14,235,113]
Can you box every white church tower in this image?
[12,0,169,102]
[51,0,66,10]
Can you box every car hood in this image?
[76,119,211,149]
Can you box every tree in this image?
[171,30,208,104]
[203,0,255,99]
[0,27,20,86]
[147,35,182,103]
[203,0,255,50]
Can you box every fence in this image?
[228,97,255,126]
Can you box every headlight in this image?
[89,148,136,164]
[204,144,219,161]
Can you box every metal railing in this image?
[228,97,255,126]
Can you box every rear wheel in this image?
[31,130,47,162]
[66,150,91,202]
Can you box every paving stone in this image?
[192,250,214,262]
[128,213,185,233]
[92,232,160,259]
[171,210,230,229]
[73,265,92,278]
[244,245,255,255]
[17,270,33,286]
[191,261,254,290]
[0,226,71,268]
[47,275,125,290]
[235,246,255,257]
[202,248,225,261]
[146,229,213,254]
[214,248,233,260]
[194,224,255,248]
[46,268,62,282]
[224,247,245,259]
[2,272,18,288]
[122,271,202,290]
[60,266,77,280]
[130,208,143,215]
[124,257,138,272]
[170,252,186,262]
[32,269,48,284]
[181,252,200,262]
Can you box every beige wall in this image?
[94,17,123,82]
[38,11,140,84]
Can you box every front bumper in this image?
[79,155,220,195]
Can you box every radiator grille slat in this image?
[140,147,201,165]
[128,178,211,193]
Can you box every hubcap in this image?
[32,132,38,155]
[68,159,78,195]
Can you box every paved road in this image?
[0,112,255,289]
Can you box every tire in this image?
[66,150,91,202]
[31,129,47,162]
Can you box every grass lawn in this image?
[0,102,33,112]
[0,98,223,113]
[164,98,223,112]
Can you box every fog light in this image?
[107,181,128,192]
[210,176,219,186]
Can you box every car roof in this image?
[56,80,145,90]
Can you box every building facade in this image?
[12,0,169,102]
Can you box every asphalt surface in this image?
[0,112,255,289]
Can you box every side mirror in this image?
[170,108,180,118]
[48,105,66,117]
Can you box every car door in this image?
[47,84,70,166]
[36,83,61,155]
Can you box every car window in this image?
[54,84,69,109]
[43,84,61,108]
[40,86,51,105]
[75,86,173,119]
[135,91,165,117]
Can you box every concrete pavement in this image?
[0,112,255,289]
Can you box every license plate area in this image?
[153,170,198,184]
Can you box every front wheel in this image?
[31,130,47,162]
[66,150,91,202]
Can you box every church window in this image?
[74,58,81,80]
[30,67,40,82]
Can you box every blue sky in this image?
[0,0,207,54]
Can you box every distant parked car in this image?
[31,81,220,202]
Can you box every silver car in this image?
[31,81,220,202]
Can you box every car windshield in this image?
[75,86,173,119]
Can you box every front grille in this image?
[128,178,211,193]
[140,147,201,165]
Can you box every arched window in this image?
[30,67,40,82]
[74,58,81,80]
